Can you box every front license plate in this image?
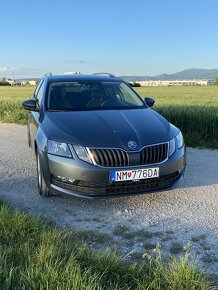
[110,168,159,182]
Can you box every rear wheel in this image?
[36,151,51,197]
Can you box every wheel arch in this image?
[35,127,51,187]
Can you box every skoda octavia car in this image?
[22,73,186,198]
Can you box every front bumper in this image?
[46,146,186,198]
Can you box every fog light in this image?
[56,175,75,184]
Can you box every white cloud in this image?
[10,67,19,71]
[0,67,7,72]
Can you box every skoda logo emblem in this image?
[128,141,137,149]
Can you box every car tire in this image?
[27,122,31,147]
[36,151,51,197]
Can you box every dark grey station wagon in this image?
[22,73,186,198]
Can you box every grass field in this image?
[0,86,34,124]
[135,86,218,148]
[0,85,217,148]
[0,201,212,290]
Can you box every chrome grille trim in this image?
[140,143,168,165]
[88,142,168,167]
[89,148,129,167]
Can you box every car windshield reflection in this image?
[47,81,145,111]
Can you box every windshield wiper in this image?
[47,109,71,112]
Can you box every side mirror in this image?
[144,97,155,107]
[22,99,39,112]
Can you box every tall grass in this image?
[156,105,218,148]
[0,202,213,290]
[0,86,34,124]
[134,86,218,106]
[135,86,218,148]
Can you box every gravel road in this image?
[0,123,218,279]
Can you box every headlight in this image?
[169,138,176,157]
[176,131,184,149]
[47,140,72,157]
[73,145,93,164]
[169,131,184,157]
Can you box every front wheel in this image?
[27,121,31,147]
[36,151,51,197]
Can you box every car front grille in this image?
[88,143,168,167]
[140,143,168,164]
[51,171,181,196]
[89,148,129,167]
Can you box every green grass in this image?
[0,85,218,148]
[0,86,34,124]
[112,225,163,240]
[112,224,132,238]
[170,242,185,255]
[135,86,218,148]
[191,234,207,243]
[73,229,111,245]
[0,201,213,290]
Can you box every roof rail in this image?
[44,72,52,77]
[93,72,116,78]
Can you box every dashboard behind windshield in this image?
[47,81,145,111]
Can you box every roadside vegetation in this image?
[0,86,34,124]
[0,85,217,148]
[0,201,213,290]
[135,86,218,149]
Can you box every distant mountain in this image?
[121,69,218,82]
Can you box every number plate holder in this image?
[110,168,159,182]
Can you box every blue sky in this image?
[1,0,218,78]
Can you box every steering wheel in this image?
[101,98,114,107]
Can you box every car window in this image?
[119,83,143,105]
[35,80,45,107]
[34,79,43,98]
[47,81,145,111]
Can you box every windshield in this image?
[47,81,145,111]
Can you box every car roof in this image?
[44,74,123,83]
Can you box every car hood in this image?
[42,108,179,150]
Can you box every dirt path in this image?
[0,123,218,279]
